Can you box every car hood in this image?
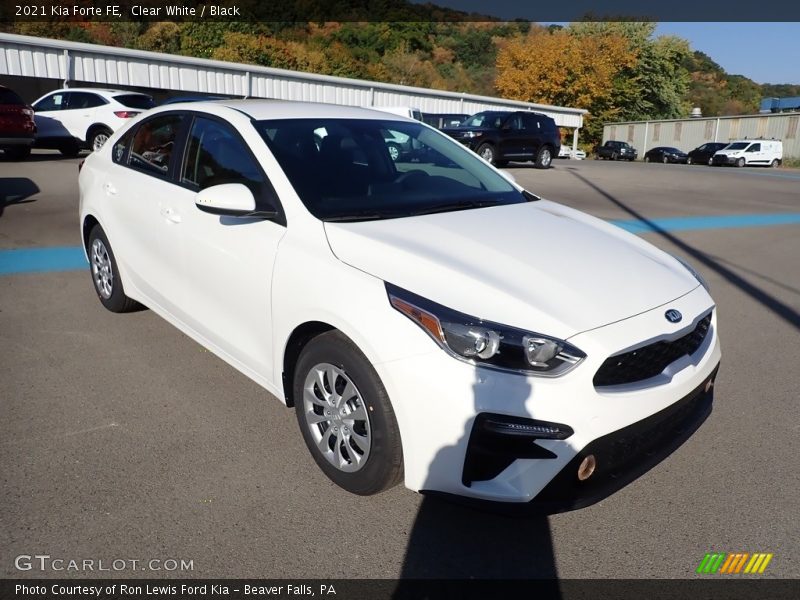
[715,149,742,155]
[323,200,698,339]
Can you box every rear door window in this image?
[66,92,106,109]
[128,114,185,177]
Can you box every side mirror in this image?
[195,183,277,219]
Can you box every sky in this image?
[655,23,800,85]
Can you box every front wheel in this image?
[736,157,745,168]
[87,225,141,313]
[708,157,714,166]
[3,146,31,161]
[643,156,650,163]
[687,157,693,165]
[59,141,81,157]
[662,155,669,164]
[294,331,403,495]
[534,146,552,169]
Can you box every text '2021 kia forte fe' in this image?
[79,101,721,511]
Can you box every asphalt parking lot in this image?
[1,152,799,581]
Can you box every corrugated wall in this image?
[604,113,800,159]
[0,33,586,130]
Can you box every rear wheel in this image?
[90,127,113,152]
[770,159,780,168]
[87,225,141,313]
[534,146,552,169]
[294,331,403,495]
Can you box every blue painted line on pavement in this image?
[0,247,87,275]
[610,212,800,234]
[1,212,799,276]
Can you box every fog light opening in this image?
[577,454,597,481]
[704,378,715,393]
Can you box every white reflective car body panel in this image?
[79,101,721,503]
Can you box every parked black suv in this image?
[442,110,561,168]
[595,140,637,161]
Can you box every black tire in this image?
[3,146,31,161]
[770,159,780,168]
[687,156,693,165]
[736,157,745,168]
[59,141,81,158]
[476,143,496,165]
[87,225,141,313]
[386,142,401,162]
[643,156,650,163]
[293,331,403,496]
[611,152,618,160]
[89,127,113,153]
[533,146,553,169]
[662,155,669,164]
[707,157,714,166]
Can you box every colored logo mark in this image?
[696,552,773,574]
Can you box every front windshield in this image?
[726,142,749,150]
[460,112,507,129]
[255,118,526,221]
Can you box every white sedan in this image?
[79,101,721,509]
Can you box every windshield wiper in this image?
[405,199,504,217]
[323,211,399,222]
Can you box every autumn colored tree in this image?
[495,28,637,142]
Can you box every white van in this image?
[712,139,783,167]
[369,106,423,121]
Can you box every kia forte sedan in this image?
[79,101,721,510]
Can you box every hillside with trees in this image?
[3,18,792,144]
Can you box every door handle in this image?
[104,182,117,195]
[161,207,182,224]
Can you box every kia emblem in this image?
[665,309,682,323]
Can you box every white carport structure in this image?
[0,32,587,150]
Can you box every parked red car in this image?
[0,85,36,160]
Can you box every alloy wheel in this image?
[302,363,372,473]
[91,238,114,299]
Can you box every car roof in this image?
[164,100,419,122]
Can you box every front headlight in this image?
[464,131,483,139]
[672,254,709,291]
[386,283,586,377]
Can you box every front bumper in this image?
[712,154,736,165]
[376,284,720,506]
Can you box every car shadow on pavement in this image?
[393,369,562,598]
[0,177,39,218]
[567,168,800,331]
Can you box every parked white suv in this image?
[712,139,783,167]
[78,101,721,510]
[32,88,154,156]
